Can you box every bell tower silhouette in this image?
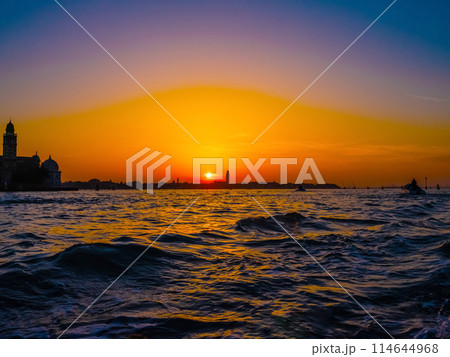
[3,119,17,160]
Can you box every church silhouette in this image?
[0,120,62,191]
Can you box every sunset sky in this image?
[1,0,449,186]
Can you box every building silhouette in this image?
[0,120,61,191]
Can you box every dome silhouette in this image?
[31,151,40,163]
[42,155,59,172]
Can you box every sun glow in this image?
[14,86,450,185]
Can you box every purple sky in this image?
[1,0,449,123]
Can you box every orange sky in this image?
[10,86,450,187]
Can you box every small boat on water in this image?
[297,184,306,192]
[402,178,426,195]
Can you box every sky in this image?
[1,0,449,186]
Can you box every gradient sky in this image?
[1,0,449,186]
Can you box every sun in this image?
[205,172,213,179]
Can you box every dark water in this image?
[0,189,449,338]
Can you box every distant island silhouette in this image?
[62,179,340,190]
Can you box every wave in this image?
[438,241,450,257]
[233,211,386,233]
[50,242,203,274]
[0,198,58,205]
[234,212,307,233]
[321,217,387,225]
